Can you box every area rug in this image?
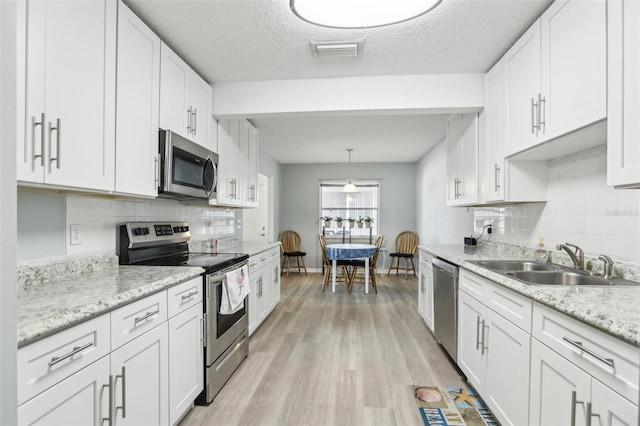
[412,386,499,426]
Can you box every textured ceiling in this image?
[125,0,553,163]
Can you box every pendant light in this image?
[341,148,359,193]
[291,0,442,29]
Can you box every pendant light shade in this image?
[341,149,359,193]
[291,0,442,29]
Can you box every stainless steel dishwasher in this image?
[431,257,459,361]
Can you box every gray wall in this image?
[416,139,474,244]
[280,162,417,269]
[256,147,282,239]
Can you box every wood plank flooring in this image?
[180,272,466,426]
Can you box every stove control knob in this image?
[142,227,149,235]
[184,226,189,232]
[133,227,141,236]
[173,226,180,233]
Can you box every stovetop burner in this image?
[118,221,248,273]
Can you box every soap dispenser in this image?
[535,238,549,263]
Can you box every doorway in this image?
[242,173,271,242]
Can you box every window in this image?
[320,181,379,240]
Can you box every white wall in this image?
[0,1,18,422]
[416,139,474,244]
[280,162,417,269]
[474,145,640,263]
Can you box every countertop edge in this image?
[420,245,640,347]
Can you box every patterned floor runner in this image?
[412,386,500,426]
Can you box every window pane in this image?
[320,182,379,239]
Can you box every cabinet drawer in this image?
[249,252,269,273]
[267,246,280,263]
[485,281,532,332]
[167,276,203,318]
[17,314,110,405]
[460,269,486,301]
[532,302,639,403]
[419,249,433,264]
[111,291,167,350]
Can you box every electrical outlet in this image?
[487,224,492,234]
[70,224,82,245]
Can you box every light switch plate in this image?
[70,224,82,245]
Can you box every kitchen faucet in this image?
[556,243,585,270]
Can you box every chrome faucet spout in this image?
[556,243,585,270]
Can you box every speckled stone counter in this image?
[420,244,640,346]
[17,256,204,348]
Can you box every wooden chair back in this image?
[394,231,419,255]
[279,230,301,253]
[318,234,330,266]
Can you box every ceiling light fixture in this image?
[341,148,359,193]
[291,0,442,29]
[311,40,364,57]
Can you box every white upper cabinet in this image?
[504,0,607,157]
[607,0,640,188]
[114,1,160,197]
[19,0,117,191]
[159,42,213,150]
[242,120,259,208]
[446,113,479,206]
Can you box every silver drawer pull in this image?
[134,309,160,325]
[48,341,94,367]
[562,337,615,368]
[181,291,199,302]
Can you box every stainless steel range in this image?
[117,221,249,404]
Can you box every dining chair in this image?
[318,235,351,291]
[279,230,308,277]
[386,231,419,279]
[348,235,383,293]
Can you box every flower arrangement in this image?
[321,216,333,227]
[363,216,374,227]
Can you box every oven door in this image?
[205,268,248,365]
[160,129,218,199]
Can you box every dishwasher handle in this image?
[432,258,459,278]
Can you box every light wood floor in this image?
[180,272,466,426]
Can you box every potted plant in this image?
[356,217,364,228]
[363,216,374,228]
[320,216,333,228]
[335,216,344,228]
[346,218,356,228]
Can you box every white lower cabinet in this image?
[18,356,110,425]
[418,249,434,332]
[248,245,281,336]
[457,270,532,426]
[529,303,639,426]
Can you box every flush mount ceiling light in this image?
[291,0,442,29]
[341,148,359,193]
[311,40,365,57]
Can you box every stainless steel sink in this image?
[470,260,559,271]
[469,260,640,287]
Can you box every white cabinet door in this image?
[418,265,427,322]
[446,113,479,206]
[484,309,531,426]
[18,356,110,426]
[110,322,169,426]
[529,339,591,426]
[607,0,640,187]
[503,21,541,155]
[457,291,487,391]
[243,120,259,207]
[256,270,268,325]
[268,260,281,309]
[480,60,505,203]
[22,0,116,191]
[168,305,203,426]
[590,379,638,426]
[215,119,233,205]
[115,1,160,197]
[189,73,212,150]
[540,0,606,142]
[159,43,190,139]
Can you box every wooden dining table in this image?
[325,243,377,294]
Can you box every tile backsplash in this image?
[18,190,240,263]
[474,145,640,263]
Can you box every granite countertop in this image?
[420,244,640,347]
[17,265,204,348]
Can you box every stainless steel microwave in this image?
[159,129,218,200]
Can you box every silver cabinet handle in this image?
[192,107,197,135]
[32,113,45,167]
[570,390,586,426]
[200,317,205,348]
[531,97,539,135]
[187,106,192,133]
[480,319,488,355]
[49,118,61,169]
[249,184,256,201]
[538,93,546,133]
[476,316,482,350]
[48,341,94,367]
[586,402,593,426]
[454,178,461,199]
[494,163,501,192]
[103,374,113,426]
[562,337,615,368]
[134,309,160,325]
[116,366,126,418]
[181,291,199,302]
[154,155,159,188]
